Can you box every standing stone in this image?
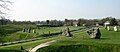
[83,24,86,26]
[96,23,99,26]
[107,26,110,31]
[28,29,31,33]
[75,24,78,27]
[33,29,35,33]
[95,28,101,39]
[33,29,36,33]
[87,28,96,38]
[22,28,26,32]
[114,26,118,31]
[62,27,72,37]
[87,27,101,39]
[105,26,107,29]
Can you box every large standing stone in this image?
[107,26,110,31]
[33,29,36,33]
[62,27,72,37]
[87,27,101,39]
[114,26,118,31]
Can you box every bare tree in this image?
[0,0,12,18]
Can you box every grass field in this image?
[1,26,82,42]
[0,26,84,52]
[36,26,120,52]
[0,26,120,52]
[0,24,36,42]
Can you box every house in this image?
[104,21,110,26]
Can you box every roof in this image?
[104,21,110,25]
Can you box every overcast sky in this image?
[9,0,120,21]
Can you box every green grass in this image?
[1,26,120,52]
[0,24,37,42]
[0,26,83,52]
[1,26,82,42]
[0,37,58,51]
[37,44,120,52]
[36,26,120,52]
[0,49,24,52]
[55,26,120,45]
[2,32,37,42]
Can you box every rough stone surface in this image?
[105,26,107,29]
[28,29,31,33]
[22,28,26,32]
[107,26,110,31]
[96,24,99,26]
[87,27,101,39]
[62,27,72,37]
[33,29,36,33]
[114,26,118,31]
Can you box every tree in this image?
[49,20,64,26]
[100,17,118,26]
[46,20,49,25]
[118,19,120,26]
[78,19,96,26]
[64,19,74,26]
[110,18,118,26]
[0,17,11,25]
[0,0,12,18]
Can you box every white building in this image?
[104,21,110,26]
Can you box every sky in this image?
[8,0,120,21]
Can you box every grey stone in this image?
[28,29,31,33]
[114,26,118,31]
[33,29,36,33]
[107,26,110,31]
[22,28,26,32]
[62,27,72,37]
[87,27,101,39]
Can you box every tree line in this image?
[0,17,120,26]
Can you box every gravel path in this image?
[29,40,56,52]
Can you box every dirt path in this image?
[29,40,56,52]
